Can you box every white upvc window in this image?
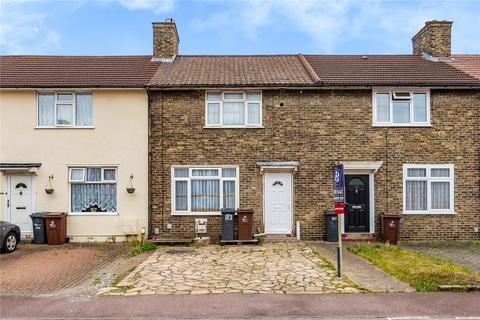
[373,89,430,126]
[403,164,454,214]
[205,91,262,128]
[68,166,117,214]
[171,166,240,215]
[37,92,93,127]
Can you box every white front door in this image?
[8,175,34,233]
[264,172,292,234]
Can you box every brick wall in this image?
[150,89,480,241]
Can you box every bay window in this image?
[403,164,454,214]
[373,89,430,126]
[69,167,117,214]
[38,92,93,127]
[205,91,262,127]
[171,166,239,215]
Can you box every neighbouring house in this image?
[0,19,478,243]
[0,56,158,241]
[147,20,479,241]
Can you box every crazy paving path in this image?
[100,242,360,296]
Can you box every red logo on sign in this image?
[334,203,345,215]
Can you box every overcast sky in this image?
[1,0,479,56]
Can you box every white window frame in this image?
[403,164,454,215]
[372,88,431,127]
[205,91,263,128]
[171,165,240,215]
[36,91,93,128]
[68,166,118,215]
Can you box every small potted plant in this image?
[126,174,135,193]
[45,175,54,194]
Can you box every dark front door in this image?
[345,175,369,233]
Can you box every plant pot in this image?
[126,187,135,194]
[45,188,54,194]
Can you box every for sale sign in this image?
[333,163,345,203]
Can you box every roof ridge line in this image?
[297,54,322,85]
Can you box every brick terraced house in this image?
[1,19,479,242]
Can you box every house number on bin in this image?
[241,215,249,223]
[50,221,56,228]
[225,214,233,221]
[389,221,396,228]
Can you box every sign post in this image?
[333,163,345,277]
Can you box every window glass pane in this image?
[247,103,260,124]
[393,91,411,99]
[86,168,101,181]
[431,182,450,209]
[57,104,74,125]
[223,181,236,209]
[103,169,116,181]
[222,168,237,177]
[375,93,390,122]
[71,183,117,212]
[175,181,188,211]
[223,102,244,125]
[191,180,220,212]
[206,92,221,101]
[174,168,189,177]
[38,93,55,126]
[392,100,410,123]
[413,93,427,122]
[431,168,450,177]
[207,103,220,125]
[192,169,219,176]
[406,181,427,210]
[224,93,243,100]
[76,93,92,126]
[246,92,261,101]
[57,93,74,101]
[70,169,84,181]
[407,168,426,177]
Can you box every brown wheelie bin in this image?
[381,213,401,245]
[45,212,67,245]
[237,208,254,240]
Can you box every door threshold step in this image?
[262,234,298,243]
[342,233,376,242]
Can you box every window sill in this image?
[68,212,118,216]
[172,212,222,216]
[372,124,432,128]
[402,211,455,215]
[35,126,95,129]
[203,125,264,129]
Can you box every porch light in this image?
[45,174,54,194]
[126,174,135,193]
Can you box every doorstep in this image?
[342,233,376,242]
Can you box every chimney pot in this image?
[412,20,452,57]
[152,19,179,62]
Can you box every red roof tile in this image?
[448,55,480,80]
[0,56,160,88]
[148,55,314,87]
[303,55,480,87]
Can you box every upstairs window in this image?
[373,90,430,126]
[38,92,93,127]
[205,91,262,127]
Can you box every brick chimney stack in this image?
[152,18,179,62]
[412,20,452,57]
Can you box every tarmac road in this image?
[1,292,480,319]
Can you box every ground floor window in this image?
[171,166,239,215]
[403,164,454,214]
[69,167,117,213]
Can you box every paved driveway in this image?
[0,243,125,296]
[403,241,480,274]
[101,242,360,295]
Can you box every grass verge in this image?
[348,243,480,292]
[125,241,158,257]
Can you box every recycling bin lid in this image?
[44,212,67,217]
[221,208,236,214]
[236,208,254,214]
[30,212,45,218]
[382,213,401,219]
[325,209,335,215]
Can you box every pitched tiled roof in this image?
[148,55,315,87]
[448,55,480,80]
[0,56,160,88]
[303,55,480,87]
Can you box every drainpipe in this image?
[384,127,389,214]
[147,86,153,239]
